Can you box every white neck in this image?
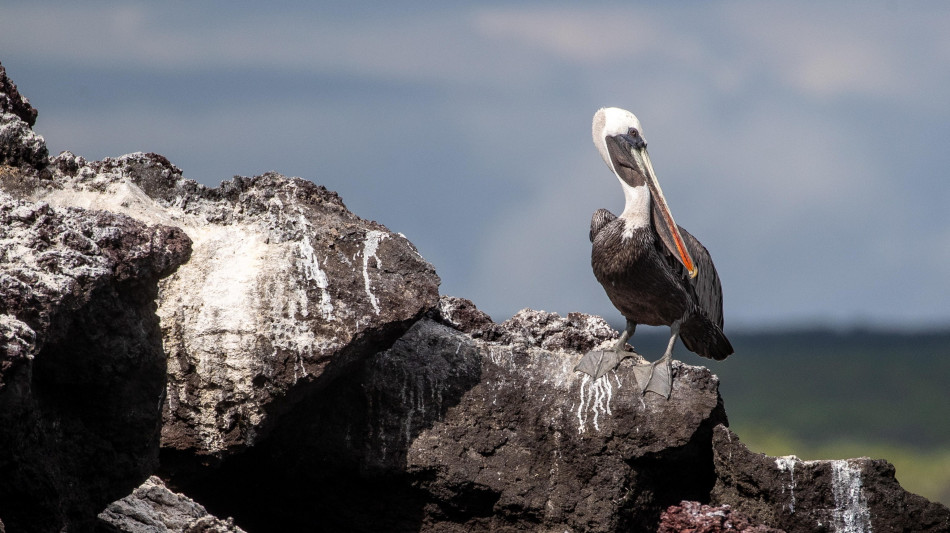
[618,179,651,238]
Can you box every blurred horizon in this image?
[3,1,950,331]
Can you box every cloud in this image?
[4,1,950,327]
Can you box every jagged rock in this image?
[0,62,38,126]
[410,307,727,532]
[0,192,191,532]
[658,501,785,532]
[711,425,950,533]
[0,62,47,169]
[5,151,441,461]
[98,476,247,533]
[168,303,727,532]
[435,296,495,336]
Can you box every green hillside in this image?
[631,327,950,505]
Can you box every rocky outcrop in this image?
[162,304,728,532]
[0,191,191,532]
[98,477,246,533]
[0,63,47,170]
[18,150,440,463]
[711,425,950,533]
[410,307,728,532]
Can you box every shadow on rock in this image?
[164,318,481,532]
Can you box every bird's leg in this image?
[574,320,640,379]
[614,320,635,350]
[632,320,680,399]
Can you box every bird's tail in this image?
[680,317,733,361]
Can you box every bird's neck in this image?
[619,181,651,237]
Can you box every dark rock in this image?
[711,424,950,533]
[0,192,191,532]
[408,308,727,532]
[434,295,495,336]
[0,62,47,170]
[0,61,38,126]
[171,306,727,532]
[658,501,785,532]
[97,476,246,533]
[6,151,441,462]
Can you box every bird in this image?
[574,107,733,398]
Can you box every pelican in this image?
[574,107,733,398]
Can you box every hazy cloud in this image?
[2,1,949,328]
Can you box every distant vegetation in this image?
[630,327,950,506]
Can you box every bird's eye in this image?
[627,127,639,136]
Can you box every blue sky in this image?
[3,1,949,329]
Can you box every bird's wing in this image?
[589,209,617,242]
[679,226,724,329]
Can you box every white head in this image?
[592,107,643,176]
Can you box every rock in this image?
[434,295,495,337]
[410,307,727,532]
[98,476,247,533]
[9,151,440,461]
[0,192,191,532]
[0,62,47,169]
[165,303,728,532]
[0,62,38,126]
[658,501,785,532]
[711,424,950,533]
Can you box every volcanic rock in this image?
[0,62,38,126]
[658,501,785,532]
[11,150,440,462]
[98,476,246,533]
[0,192,191,532]
[168,302,728,531]
[0,62,47,170]
[711,424,950,533]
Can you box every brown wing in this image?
[679,226,724,329]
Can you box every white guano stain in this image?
[297,232,334,320]
[831,460,872,533]
[775,456,799,513]
[362,230,390,314]
[576,373,614,433]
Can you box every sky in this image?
[2,1,949,330]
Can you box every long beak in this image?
[608,135,698,278]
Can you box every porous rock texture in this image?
[657,501,785,533]
[22,150,440,462]
[170,303,728,531]
[0,190,191,532]
[97,476,246,533]
[0,62,47,170]
[711,425,950,533]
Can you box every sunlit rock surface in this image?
[712,425,950,533]
[21,151,440,459]
[98,476,246,533]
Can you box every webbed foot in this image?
[574,349,638,380]
[630,354,673,399]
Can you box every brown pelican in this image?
[574,107,733,398]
